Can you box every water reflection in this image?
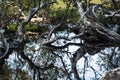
[6,30,120,80]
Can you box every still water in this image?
[7,30,120,80]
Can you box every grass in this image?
[52,0,102,9]
[50,0,102,24]
[91,0,101,4]
[51,0,66,10]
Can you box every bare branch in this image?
[77,2,87,24]
[0,29,9,59]
[43,37,71,45]
[51,52,72,80]
[92,5,100,19]
[17,49,54,71]
[42,36,83,49]
[104,9,120,18]
[17,1,55,42]
[47,1,72,40]
[100,67,120,80]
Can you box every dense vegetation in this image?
[0,0,120,80]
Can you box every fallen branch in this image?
[100,67,120,80]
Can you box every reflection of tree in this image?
[99,47,120,69]
[0,0,120,80]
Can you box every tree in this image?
[0,0,120,80]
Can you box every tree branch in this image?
[17,1,55,42]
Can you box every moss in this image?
[90,0,101,4]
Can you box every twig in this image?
[0,29,9,59]
[47,1,72,40]
[17,1,55,42]
[77,2,87,24]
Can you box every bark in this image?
[100,67,120,80]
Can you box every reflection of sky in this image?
[7,52,16,69]
[54,31,108,79]
[7,42,116,80]
[6,31,120,80]
[54,31,103,79]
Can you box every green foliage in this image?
[52,0,66,10]
[91,0,101,4]
[7,23,40,33]
[66,8,79,24]
[25,23,39,32]
[8,23,16,31]
[48,0,79,24]
[100,0,120,10]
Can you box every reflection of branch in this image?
[44,42,83,50]
[83,57,88,80]
[90,66,102,78]
[43,37,70,45]
[51,52,72,80]
[17,49,54,71]
[71,58,81,80]
[70,47,86,80]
